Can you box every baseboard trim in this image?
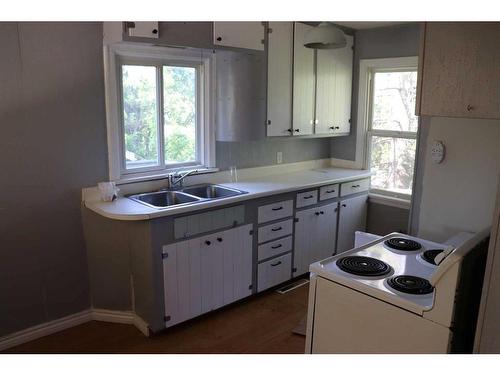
[0,308,149,352]
[0,309,92,352]
[92,309,150,336]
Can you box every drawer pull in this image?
[205,240,211,246]
[271,261,282,267]
[325,190,336,193]
[303,195,314,199]
[271,206,283,211]
[352,184,361,188]
[217,237,223,242]
[271,244,283,249]
[271,226,282,232]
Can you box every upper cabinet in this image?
[292,22,316,136]
[315,35,353,135]
[266,22,294,137]
[268,22,353,138]
[417,22,500,119]
[213,22,265,51]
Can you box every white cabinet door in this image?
[332,35,353,134]
[315,35,353,135]
[292,22,315,135]
[213,22,264,50]
[294,202,338,276]
[337,194,368,254]
[162,224,253,328]
[267,22,293,137]
[315,49,337,134]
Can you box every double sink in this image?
[128,184,247,209]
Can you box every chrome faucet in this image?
[167,170,198,189]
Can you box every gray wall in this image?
[412,117,500,242]
[330,23,421,161]
[216,138,331,170]
[0,22,108,336]
[367,202,409,236]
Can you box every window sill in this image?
[368,193,411,210]
[114,167,220,186]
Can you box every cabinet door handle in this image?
[271,206,283,211]
[217,237,223,242]
[467,104,474,111]
[205,240,211,245]
[329,126,334,130]
[294,129,300,133]
[342,204,347,207]
[287,129,293,133]
[315,212,320,216]
[271,244,282,249]
[152,28,158,35]
[271,226,282,232]
[320,211,324,215]
[326,190,336,194]
[303,195,314,199]
[271,261,282,267]
[335,126,340,129]
[216,36,222,41]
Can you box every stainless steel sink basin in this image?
[128,191,202,209]
[181,184,247,199]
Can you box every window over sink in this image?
[104,44,215,182]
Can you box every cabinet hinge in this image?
[164,315,171,322]
[261,39,265,45]
[267,28,273,34]
[248,284,253,290]
[292,267,297,273]
[348,118,351,124]
[249,229,254,235]
[294,218,299,223]
[161,253,169,259]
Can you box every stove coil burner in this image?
[422,249,444,265]
[385,237,422,251]
[336,256,391,277]
[387,275,434,295]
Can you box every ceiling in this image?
[333,22,409,30]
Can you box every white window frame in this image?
[354,56,419,207]
[104,43,216,183]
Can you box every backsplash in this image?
[216,137,331,170]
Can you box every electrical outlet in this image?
[276,151,283,164]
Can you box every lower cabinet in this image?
[258,253,292,292]
[162,224,253,328]
[293,201,338,276]
[336,194,368,254]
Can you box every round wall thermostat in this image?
[431,140,445,164]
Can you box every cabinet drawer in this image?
[258,219,293,244]
[258,235,293,261]
[340,179,370,197]
[258,253,292,292]
[319,184,339,201]
[296,190,318,208]
[258,200,293,224]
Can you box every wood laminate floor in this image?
[4,283,308,354]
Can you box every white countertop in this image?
[84,167,371,221]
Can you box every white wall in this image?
[417,117,500,242]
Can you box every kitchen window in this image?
[362,58,418,201]
[104,44,215,182]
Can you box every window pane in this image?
[372,71,418,132]
[122,65,159,169]
[370,136,416,195]
[163,66,197,164]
